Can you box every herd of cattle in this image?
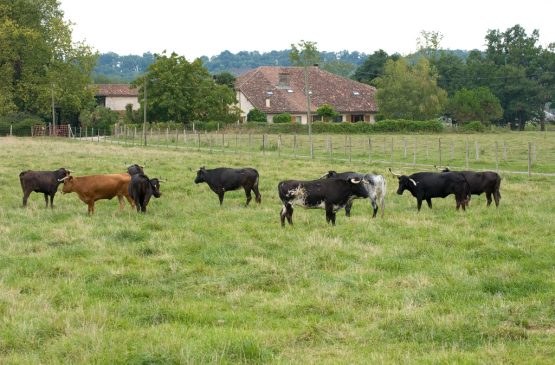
[18,164,502,226]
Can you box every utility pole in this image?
[303,56,314,159]
[51,83,56,135]
[143,78,147,146]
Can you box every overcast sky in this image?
[59,0,555,59]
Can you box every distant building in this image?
[93,84,139,112]
[235,66,378,124]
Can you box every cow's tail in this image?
[19,170,30,191]
[374,175,386,217]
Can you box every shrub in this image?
[247,109,267,123]
[273,113,292,124]
[461,121,486,133]
[0,113,44,136]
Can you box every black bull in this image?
[278,177,369,226]
[436,166,501,207]
[194,167,261,206]
[19,168,72,208]
[390,169,470,211]
[128,174,162,213]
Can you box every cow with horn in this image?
[389,168,470,211]
[19,168,72,208]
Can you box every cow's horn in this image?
[319,173,329,179]
[57,176,70,182]
[67,170,73,173]
[158,179,166,183]
[409,178,417,186]
[388,168,401,177]
[350,178,361,184]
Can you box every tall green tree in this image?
[375,58,447,120]
[352,49,397,86]
[132,52,239,123]
[446,87,503,124]
[289,40,320,67]
[0,0,97,123]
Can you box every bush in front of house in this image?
[460,121,486,133]
[247,108,267,123]
[273,113,292,124]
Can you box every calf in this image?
[390,168,470,211]
[128,174,162,213]
[19,168,72,208]
[61,174,135,215]
[278,176,369,226]
[194,167,261,206]
[435,166,501,207]
[322,171,386,217]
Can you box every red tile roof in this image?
[236,66,377,114]
[93,84,138,97]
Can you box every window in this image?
[312,115,322,122]
[278,73,290,87]
[351,114,364,123]
[295,116,302,124]
[333,115,343,123]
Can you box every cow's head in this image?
[389,168,417,195]
[127,164,144,176]
[61,175,75,193]
[194,167,206,184]
[55,168,72,181]
[149,178,162,198]
[320,170,338,179]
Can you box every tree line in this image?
[1,0,553,132]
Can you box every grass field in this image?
[1,136,555,364]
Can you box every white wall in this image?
[105,96,140,111]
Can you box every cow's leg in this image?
[426,198,432,209]
[22,190,31,207]
[345,201,352,217]
[244,187,252,206]
[325,203,336,225]
[87,201,95,215]
[253,185,261,204]
[494,191,501,207]
[117,195,126,211]
[49,194,55,208]
[380,197,385,218]
[280,205,287,227]
[416,198,423,211]
[286,204,293,225]
[125,193,135,209]
[486,192,493,206]
[43,193,49,208]
[142,195,152,213]
[371,200,378,218]
[218,191,225,205]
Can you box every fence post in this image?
[403,137,407,158]
[262,134,265,155]
[495,141,499,172]
[438,138,442,167]
[413,136,417,165]
[197,131,200,151]
[465,141,469,168]
[349,136,352,163]
[475,141,479,161]
[329,135,333,160]
[10,124,13,136]
[293,134,297,158]
[528,142,532,177]
[91,128,94,142]
[175,128,179,149]
[368,137,371,162]
[184,127,187,146]
[278,134,282,157]
[503,140,507,160]
[235,133,238,154]
[209,134,212,154]
[222,131,225,153]
[166,127,169,147]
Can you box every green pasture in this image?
[0,136,554,364]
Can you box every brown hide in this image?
[62,174,135,214]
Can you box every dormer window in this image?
[353,91,360,96]
[278,73,290,87]
[266,91,273,96]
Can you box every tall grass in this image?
[1,136,554,364]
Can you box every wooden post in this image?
[503,140,507,160]
[465,141,469,168]
[413,136,417,165]
[528,142,532,177]
[209,134,212,154]
[166,127,169,147]
[278,134,282,157]
[475,141,479,161]
[235,133,238,154]
[197,131,200,151]
[293,134,297,158]
[495,141,499,172]
[349,136,352,163]
[403,138,407,158]
[222,131,225,153]
[438,138,442,166]
[184,127,187,145]
[368,137,371,162]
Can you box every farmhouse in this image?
[93,84,139,112]
[235,66,378,124]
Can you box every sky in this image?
[59,0,555,59]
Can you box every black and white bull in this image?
[128,174,163,213]
[390,168,470,211]
[278,177,369,226]
[194,167,261,206]
[321,171,386,218]
[19,168,72,208]
[435,166,501,207]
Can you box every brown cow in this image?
[61,174,135,215]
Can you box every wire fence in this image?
[3,124,554,177]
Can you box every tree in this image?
[132,52,239,123]
[213,72,236,89]
[316,103,339,122]
[289,40,320,66]
[0,0,97,124]
[446,87,503,124]
[375,58,447,120]
[416,30,444,62]
[352,49,397,86]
